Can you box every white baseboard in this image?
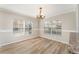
[40,35,69,45]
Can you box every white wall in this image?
[40,11,76,44]
[0,5,76,46]
[77,5,79,32]
[0,4,76,18]
[74,5,79,53]
[0,9,39,47]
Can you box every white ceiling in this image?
[0,4,76,18]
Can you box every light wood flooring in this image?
[0,37,72,54]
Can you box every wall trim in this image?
[62,30,77,33]
[40,36,70,45]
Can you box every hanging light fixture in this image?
[36,7,45,20]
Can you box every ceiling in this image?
[0,4,76,18]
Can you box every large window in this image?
[44,21,52,34]
[44,20,62,35]
[25,21,32,35]
[13,20,32,36]
[52,20,62,35]
[13,20,24,34]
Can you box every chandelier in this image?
[36,7,45,19]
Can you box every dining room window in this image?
[51,20,62,35]
[13,20,33,36]
[44,21,52,35]
[25,20,32,35]
[13,20,24,34]
[44,20,62,35]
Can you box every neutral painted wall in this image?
[74,5,79,53]
[77,4,79,32]
[0,4,76,18]
[0,8,76,46]
[0,9,39,47]
[40,11,76,44]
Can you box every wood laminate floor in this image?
[0,37,72,54]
